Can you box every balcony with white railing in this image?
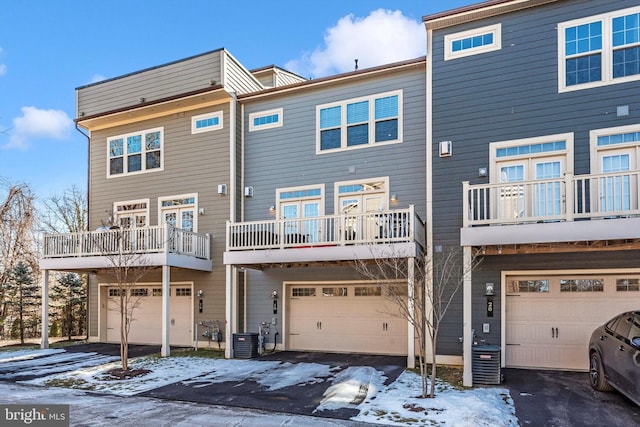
[40,224,212,272]
[461,171,640,247]
[224,206,425,267]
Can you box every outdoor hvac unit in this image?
[472,345,502,385]
[233,333,259,359]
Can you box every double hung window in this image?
[317,90,402,153]
[559,6,640,91]
[108,128,163,177]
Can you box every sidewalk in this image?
[0,382,372,427]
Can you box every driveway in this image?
[139,351,406,420]
[503,368,639,426]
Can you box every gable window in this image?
[444,23,502,60]
[108,127,163,177]
[317,90,402,153]
[191,111,223,134]
[559,6,640,91]
[249,108,283,131]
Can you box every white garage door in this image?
[106,285,193,347]
[506,274,640,370]
[287,283,408,356]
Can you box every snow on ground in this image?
[0,348,65,363]
[5,348,518,426]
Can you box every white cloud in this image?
[4,106,73,149]
[88,74,106,84]
[285,9,424,78]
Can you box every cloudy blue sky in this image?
[0,0,473,199]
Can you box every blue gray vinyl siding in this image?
[77,49,225,117]
[430,0,640,355]
[241,64,427,222]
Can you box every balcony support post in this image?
[462,246,473,387]
[407,257,416,369]
[161,265,170,357]
[225,264,234,359]
[40,270,50,349]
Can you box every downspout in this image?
[75,121,91,341]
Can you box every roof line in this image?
[76,47,225,90]
[238,56,426,100]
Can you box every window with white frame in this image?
[191,111,223,134]
[317,90,402,153]
[159,194,197,232]
[490,134,573,220]
[108,127,163,177]
[444,23,502,60]
[277,185,324,243]
[114,199,149,228]
[558,6,640,91]
[590,124,640,214]
[249,108,283,131]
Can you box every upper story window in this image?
[316,90,402,153]
[249,108,283,131]
[191,111,223,134]
[108,127,163,177]
[559,6,640,92]
[444,23,502,60]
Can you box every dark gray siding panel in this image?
[430,0,640,356]
[241,67,427,222]
[431,0,640,247]
[78,50,224,117]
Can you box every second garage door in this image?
[287,283,408,356]
[506,273,640,370]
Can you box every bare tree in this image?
[0,180,38,325]
[94,226,155,371]
[40,186,89,339]
[355,245,481,398]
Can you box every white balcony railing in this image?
[463,171,640,227]
[226,206,425,251]
[42,224,211,260]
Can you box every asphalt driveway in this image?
[503,368,639,426]
[139,351,405,420]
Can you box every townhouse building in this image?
[38,0,640,388]
[424,0,640,385]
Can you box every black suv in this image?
[589,310,640,406]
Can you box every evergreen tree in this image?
[3,261,40,344]
[51,273,86,340]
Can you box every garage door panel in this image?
[106,286,192,347]
[506,274,640,370]
[287,284,408,356]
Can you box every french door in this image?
[280,200,320,243]
[496,157,564,221]
[598,148,635,214]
